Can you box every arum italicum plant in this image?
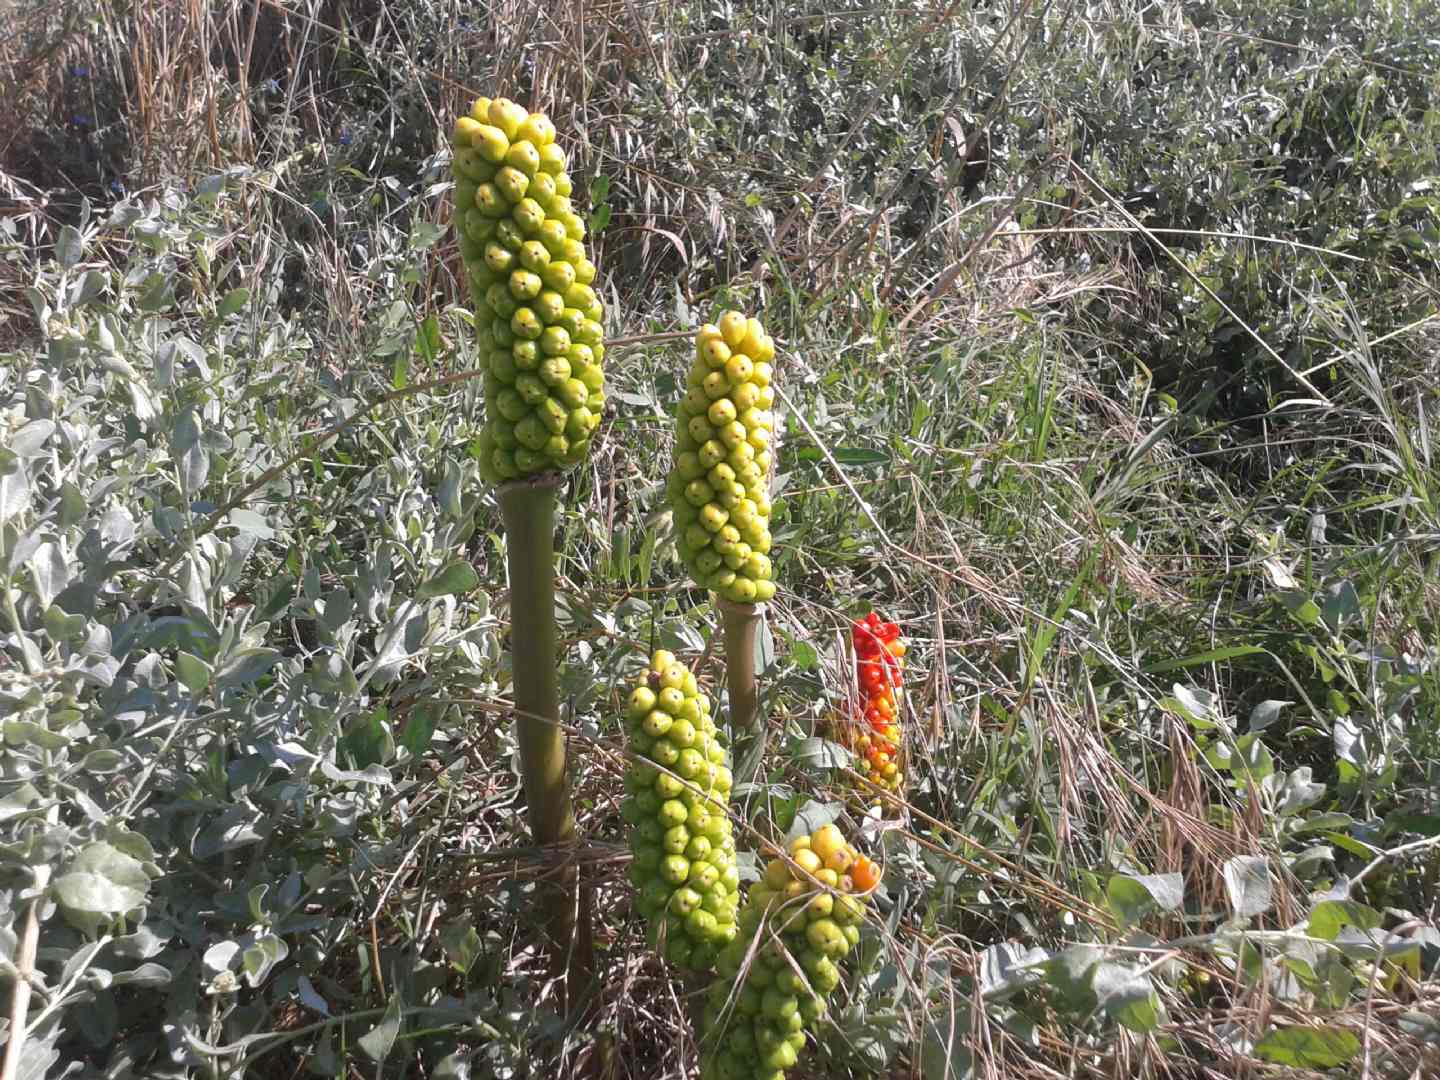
[668,313,778,732]
[449,95,604,969]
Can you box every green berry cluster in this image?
[700,825,878,1080]
[450,96,605,483]
[622,650,741,971]
[669,312,778,606]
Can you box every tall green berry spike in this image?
[449,96,602,989]
[668,312,778,730]
[621,650,741,972]
[450,96,606,483]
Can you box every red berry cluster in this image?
[844,612,906,806]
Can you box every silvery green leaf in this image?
[240,932,288,987]
[297,974,330,1016]
[977,941,1050,998]
[0,783,41,822]
[112,924,169,959]
[203,940,241,976]
[791,736,851,769]
[1249,699,1291,732]
[786,799,842,841]
[9,1014,62,1080]
[108,961,170,987]
[56,225,84,269]
[0,459,31,524]
[71,269,106,306]
[1093,962,1164,1032]
[175,652,210,695]
[1170,683,1216,725]
[438,458,464,518]
[1277,767,1325,815]
[358,992,404,1062]
[1223,855,1272,919]
[10,420,55,458]
[52,842,151,921]
[29,542,69,607]
[227,508,273,538]
[192,805,267,858]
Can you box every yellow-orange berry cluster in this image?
[842,612,906,807]
[449,97,605,482]
[700,824,880,1080]
[668,312,778,606]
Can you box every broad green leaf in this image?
[788,639,819,670]
[1307,900,1381,941]
[417,559,479,599]
[241,932,288,987]
[5,721,71,751]
[342,706,394,769]
[1093,962,1164,1032]
[1254,1025,1359,1068]
[217,287,250,317]
[79,749,125,774]
[176,651,211,695]
[1319,580,1361,631]
[399,704,438,757]
[1106,872,1183,927]
[440,917,482,974]
[1229,733,1274,783]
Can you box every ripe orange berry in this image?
[851,856,881,892]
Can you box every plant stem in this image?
[497,473,590,995]
[0,808,56,1080]
[499,474,574,850]
[719,598,763,732]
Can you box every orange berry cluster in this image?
[845,612,906,807]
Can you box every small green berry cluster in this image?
[621,650,740,971]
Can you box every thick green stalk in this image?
[498,474,582,972]
[719,598,762,732]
